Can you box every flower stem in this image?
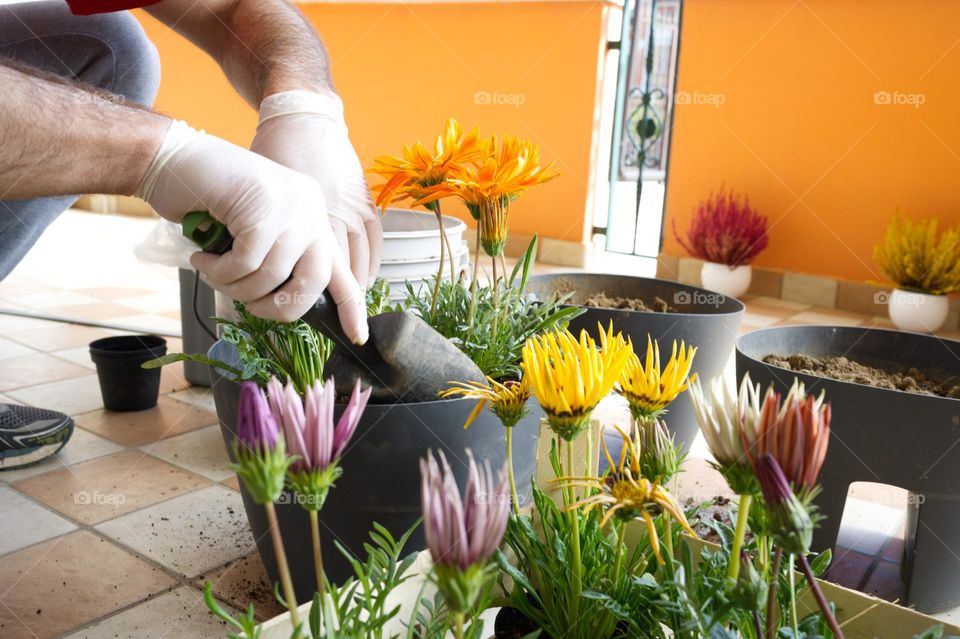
[265,502,299,630]
[468,229,480,326]
[506,427,519,514]
[491,256,499,339]
[436,201,456,282]
[566,439,583,619]
[765,546,783,639]
[663,513,674,561]
[430,210,446,315]
[727,493,753,582]
[453,612,465,639]
[309,510,325,601]
[798,553,845,639]
[613,522,626,585]
[788,554,799,637]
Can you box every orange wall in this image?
[663,0,960,282]
[136,2,611,243]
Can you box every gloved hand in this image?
[251,90,382,288]
[136,120,368,344]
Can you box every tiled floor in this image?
[0,210,958,637]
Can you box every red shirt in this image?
[66,0,161,15]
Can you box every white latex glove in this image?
[251,90,382,288]
[136,120,368,343]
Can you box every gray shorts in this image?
[0,0,161,278]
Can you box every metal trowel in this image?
[182,211,486,403]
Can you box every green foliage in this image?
[398,237,582,380]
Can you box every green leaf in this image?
[809,548,832,577]
[141,352,242,378]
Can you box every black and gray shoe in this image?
[0,404,74,470]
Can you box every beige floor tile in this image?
[119,293,181,314]
[167,386,219,414]
[836,497,905,556]
[6,324,120,352]
[0,276,54,298]
[13,450,209,525]
[96,485,256,578]
[848,482,908,509]
[674,457,735,505]
[49,346,96,370]
[63,586,236,638]
[158,360,191,395]
[196,554,287,621]
[0,486,76,555]
[0,530,176,639]
[221,475,240,491]
[75,286,157,302]
[75,396,217,447]
[0,428,123,483]
[862,315,897,330]
[0,336,37,361]
[0,314,61,334]
[141,425,232,481]
[47,303,145,322]
[0,353,93,392]
[741,310,784,328]
[110,313,183,336]
[6,374,103,414]
[7,290,101,310]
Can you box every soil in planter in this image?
[549,278,677,313]
[764,353,960,399]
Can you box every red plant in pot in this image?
[673,187,768,267]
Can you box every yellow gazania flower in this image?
[521,326,632,440]
[618,336,697,420]
[368,117,481,210]
[440,377,531,429]
[557,432,696,565]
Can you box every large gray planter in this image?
[208,340,541,601]
[527,273,744,451]
[737,325,960,613]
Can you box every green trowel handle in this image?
[181,211,234,254]
[179,210,352,350]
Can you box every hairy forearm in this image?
[0,61,168,198]
[149,0,334,107]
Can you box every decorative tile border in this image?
[656,253,960,331]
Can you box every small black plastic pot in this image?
[208,340,542,601]
[89,335,167,412]
[527,273,744,451]
[737,325,960,613]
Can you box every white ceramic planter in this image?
[380,208,467,262]
[888,288,949,333]
[700,262,752,298]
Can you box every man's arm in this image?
[0,61,168,198]
[145,0,334,106]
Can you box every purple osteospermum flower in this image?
[237,381,280,451]
[420,449,509,571]
[267,376,371,474]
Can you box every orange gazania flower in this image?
[368,117,481,210]
[416,135,559,255]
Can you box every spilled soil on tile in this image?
[549,277,677,312]
[764,353,960,398]
[688,496,735,544]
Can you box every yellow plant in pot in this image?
[874,210,960,332]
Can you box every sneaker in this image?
[0,404,74,470]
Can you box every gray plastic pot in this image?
[527,273,744,451]
[208,340,541,601]
[737,325,960,612]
